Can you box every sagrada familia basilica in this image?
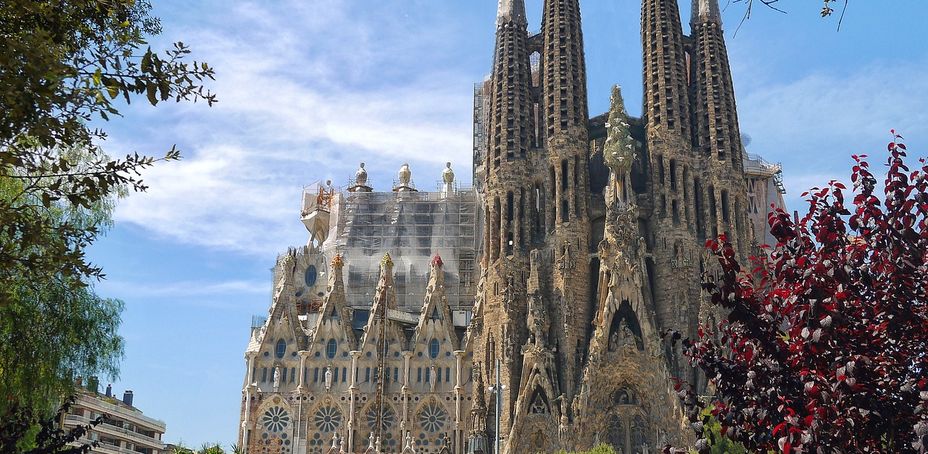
[237,0,786,453]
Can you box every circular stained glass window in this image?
[365,405,396,433]
[313,405,343,433]
[262,406,290,433]
[418,402,448,433]
[305,265,318,287]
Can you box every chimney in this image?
[105,384,112,397]
[122,390,134,407]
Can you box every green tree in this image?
[0,396,101,453]
[0,0,215,300]
[0,0,215,427]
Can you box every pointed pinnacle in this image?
[692,0,722,25]
[497,0,527,26]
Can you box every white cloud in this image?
[99,278,269,299]
[111,0,475,256]
[737,58,928,207]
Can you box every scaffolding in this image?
[321,188,482,312]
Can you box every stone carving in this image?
[273,366,281,391]
[325,366,333,391]
[527,291,548,348]
[557,240,574,271]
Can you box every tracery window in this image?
[313,405,343,433]
[262,406,290,433]
[275,339,286,359]
[418,402,448,433]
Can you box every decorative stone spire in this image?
[380,252,394,274]
[467,363,489,449]
[691,0,721,24]
[497,0,527,26]
[394,163,417,192]
[349,162,373,192]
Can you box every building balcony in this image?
[64,415,165,451]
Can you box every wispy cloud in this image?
[110,0,475,256]
[99,278,269,299]
[737,58,928,207]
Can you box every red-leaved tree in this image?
[679,133,928,453]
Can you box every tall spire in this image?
[691,0,741,165]
[691,0,722,25]
[541,0,589,139]
[497,0,527,26]
[641,0,692,138]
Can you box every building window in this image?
[305,265,318,287]
[290,367,295,383]
[394,367,399,383]
[446,367,451,383]
[326,339,337,359]
[417,368,422,383]
[282,367,288,383]
[342,367,347,383]
[314,367,319,383]
[365,367,371,383]
[333,367,339,382]
[429,339,440,359]
[425,367,431,383]
[275,339,286,359]
[262,367,268,383]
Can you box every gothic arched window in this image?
[304,265,318,287]
[275,339,286,359]
[326,339,337,359]
[428,339,440,359]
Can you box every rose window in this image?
[418,402,448,433]
[262,406,290,433]
[313,405,343,433]
[365,405,396,433]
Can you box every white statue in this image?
[440,162,455,197]
[442,162,454,184]
[325,366,333,391]
[273,366,281,390]
[398,163,412,186]
[430,365,437,392]
[356,162,368,185]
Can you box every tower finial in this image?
[692,0,722,24]
[497,0,527,26]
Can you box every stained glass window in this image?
[429,339,440,359]
[305,265,318,287]
[418,402,448,433]
[313,405,343,433]
[262,406,290,433]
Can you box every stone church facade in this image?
[237,1,786,453]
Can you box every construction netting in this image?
[321,188,482,312]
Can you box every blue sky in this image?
[87,0,928,447]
